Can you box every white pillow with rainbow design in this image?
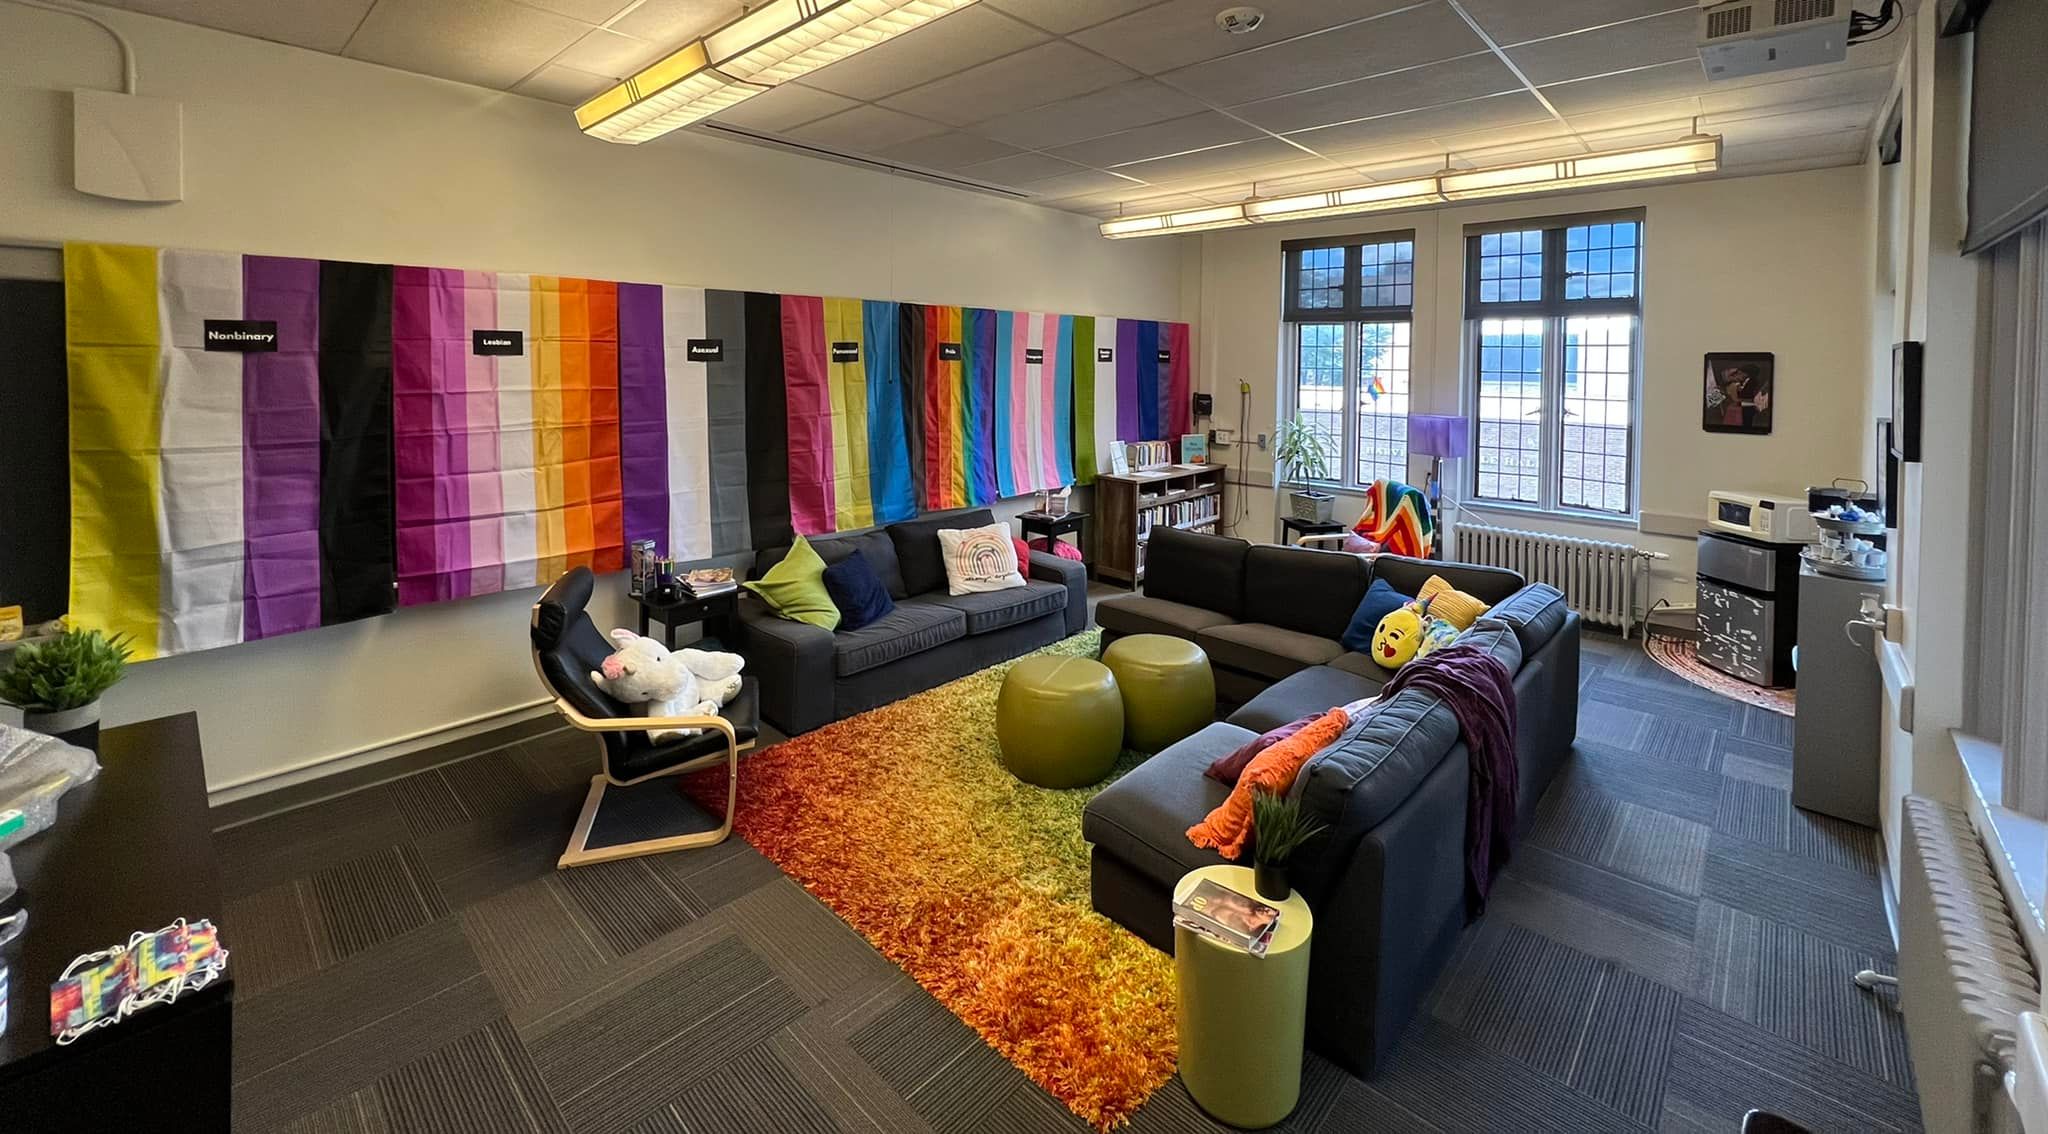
[936,523,1027,596]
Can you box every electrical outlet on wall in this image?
[1256,433,1268,450]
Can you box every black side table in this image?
[1019,510,1087,555]
[1279,516,1345,546]
[637,589,739,651]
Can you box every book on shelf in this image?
[1172,878,1281,957]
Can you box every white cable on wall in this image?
[5,0,137,94]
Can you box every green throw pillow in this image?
[743,536,841,631]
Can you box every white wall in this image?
[1188,166,1877,610]
[0,5,1183,800]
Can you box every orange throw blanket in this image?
[1187,707,1350,859]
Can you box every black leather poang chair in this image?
[531,566,760,868]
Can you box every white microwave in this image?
[1707,491,1816,542]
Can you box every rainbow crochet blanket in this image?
[1352,478,1435,558]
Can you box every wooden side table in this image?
[1279,516,1345,546]
[1173,865,1313,1128]
[636,588,738,651]
[1018,510,1087,557]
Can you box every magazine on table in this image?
[1172,879,1281,957]
[683,567,737,597]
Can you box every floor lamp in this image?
[1407,414,1470,519]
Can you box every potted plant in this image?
[1250,788,1328,902]
[0,627,133,751]
[1274,415,1337,523]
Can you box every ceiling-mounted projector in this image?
[1697,0,1851,79]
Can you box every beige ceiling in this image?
[96,0,1907,218]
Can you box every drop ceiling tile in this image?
[1106,136,1305,183]
[513,63,616,104]
[1072,0,1418,77]
[553,28,666,77]
[345,0,590,89]
[1020,169,1155,199]
[106,0,378,53]
[1537,59,1709,116]
[974,79,1206,150]
[515,0,634,21]
[606,0,741,41]
[1459,0,1695,48]
[1566,97,1703,133]
[985,0,1162,34]
[872,130,1023,171]
[1506,9,1698,85]
[1164,4,1490,106]
[800,6,1048,101]
[1288,91,1552,158]
[1697,64,1895,114]
[1228,53,1522,134]
[879,41,1138,127]
[957,151,1095,186]
[786,105,949,152]
[1047,111,1264,168]
[707,82,860,132]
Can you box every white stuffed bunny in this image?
[590,630,745,742]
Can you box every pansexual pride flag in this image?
[63,243,396,660]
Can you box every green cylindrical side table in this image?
[1174,864,1314,1129]
[996,655,1124,788]
[1101,634,1214,752]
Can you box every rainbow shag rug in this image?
[681,630,1176,1129]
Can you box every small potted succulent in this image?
[1275,415,1337,523]
[1250,788,1328,902]
[0,627,133,751]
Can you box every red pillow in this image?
[1030,536,1085,561]
[1012,537,1032,566]
[1205,714,1319,785]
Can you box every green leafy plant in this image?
[0,628,133,712]
[1274,415,1335,487]
[1251,788,1328,869]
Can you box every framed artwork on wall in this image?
[1703,352,1774,435]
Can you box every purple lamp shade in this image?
[1408,414,1470,459]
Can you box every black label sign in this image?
[938,342,962,361]
[685,338,724,362]
[1157,349,1172,364]
[203,319,278,352]
[1025,348,1044,365]
[473,329,524,356]
[830,341,860,363]
[1096,347,1113,363]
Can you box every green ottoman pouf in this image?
[1101,634,1214,752]
[997,655,1124,788]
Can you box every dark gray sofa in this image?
[737,508,1088,735]
[1085,526,1580,1075]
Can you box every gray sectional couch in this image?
[737,508,1089,735]
[1087,526,1581,1075]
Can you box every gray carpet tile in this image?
[217,629,1917,1133]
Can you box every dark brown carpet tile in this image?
[1526,777,1624,862]
[1586,672,1742,732]
[1790,808,1884,879]
[848,991,991,1102]
[1716,778,1793,849]
[1310,1076,1444,1133]
[1561,741,1724,825]
[1369,1018,1650,1132]
[214,785,412,900]
[1638,716,1729,772]
[531,935,807,1134]
[660,1045,847,1134]
[1571,966,1684,1124]
[461,873,615,1010]
[384,765,470,843]
[771,1017,940,1134]
[515,729,598,794]
[1701,833,1896,956]
[1577,697,1652,749]
[1666,1000,1923,1133]
[905,1035,1029,1134]
[1481,877,1697,993]
[1742,705,1797,747]
[967,1081,1096,1134]
[652,834,787,911]
[233,919,502,1131]
[508,912,736,1040]
[1720,736,1796,789]
[224,878,322,998]
[1503,843,1699,939]
[551,853,708,955]
[273,1093,390,1134]
[1526,781,1710,897]
[727,877,902,1008]
[370,1018,568,1134]
[301,843,451,967]
[1121,1078,1235,1134]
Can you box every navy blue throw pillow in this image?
[822,550,894,632]
[1340,578,1414,653]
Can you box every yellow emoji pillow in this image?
[1370,601,1427,670]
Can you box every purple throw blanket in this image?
[1379,643,1519,912]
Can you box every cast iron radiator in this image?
[1450,520,1663,637]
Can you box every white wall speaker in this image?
[73,89,183,203]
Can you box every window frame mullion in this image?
[1341,320,1362,490]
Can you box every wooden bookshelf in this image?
[1095,465,1226,587]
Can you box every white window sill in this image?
[1953,730,2048,961]
[1450,498,1640,532]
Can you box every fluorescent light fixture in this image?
[1242,178,1442,222]
[1439,136,1720,200]
[578,0,979,144]
[1099,136,1721,237]
[1100,204,1248,239]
